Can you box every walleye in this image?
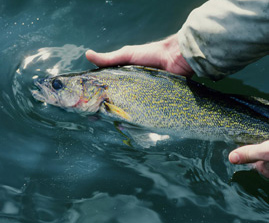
[32,66,269,142]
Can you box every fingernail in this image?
[85,50,91,57]
[230,153,240,164]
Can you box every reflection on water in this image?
[70,192,162,223]
[0,185,162,223]
[1,0,269,222]
[113,141,269,221]
[22,44,87,76]
[1,140,269,223]
[1,41,268,223]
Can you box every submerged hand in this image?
[229,140,269,178]
[85,34,194,77]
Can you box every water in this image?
[1,0,269,222]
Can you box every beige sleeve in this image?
[178,0,269,80]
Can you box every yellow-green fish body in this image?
[32,66,269,142]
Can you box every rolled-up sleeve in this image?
[178,0,269,80]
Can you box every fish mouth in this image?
[31,81,46,102]
[31,89,46,102]
[31,79,58,104]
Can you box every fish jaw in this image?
[32,80,60,106]
[31,89,46,102]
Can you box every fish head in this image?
[32,75,107,114]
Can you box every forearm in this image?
[178,0,269,80]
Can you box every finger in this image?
[85,48,132,67]
[229,140,269,164]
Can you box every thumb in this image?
[229,141,269,164]
[85,48,131,67]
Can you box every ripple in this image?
[111,140,269,222]
[8,44,91,133]
[1,42,268,223]
[71,192,162,223]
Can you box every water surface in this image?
[1,0,269,222]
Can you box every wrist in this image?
[162,34,194,77]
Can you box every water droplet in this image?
[105,0,113,6]
[16,69,21,75]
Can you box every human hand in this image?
[85,34,194,77]
[229,140,269,178]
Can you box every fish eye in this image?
[52,79,63,90]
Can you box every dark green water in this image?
[1,0,269,222]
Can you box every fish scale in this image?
[88,66,269,141]
[32,66,269,143]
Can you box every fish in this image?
[32,65,269,143]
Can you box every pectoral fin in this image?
[104,102,131,121]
